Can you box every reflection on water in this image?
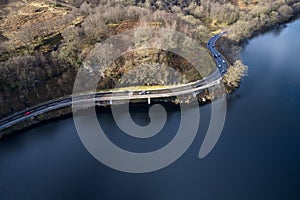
[1,20,300,200]
[271,24,287,37]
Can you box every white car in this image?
[139,91,150,95]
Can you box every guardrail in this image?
[0,31,229,132]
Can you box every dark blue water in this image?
[1,20,300,200]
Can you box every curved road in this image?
[0,31,229,132]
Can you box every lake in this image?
[1,20,300,199]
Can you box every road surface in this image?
[0,31,229,132]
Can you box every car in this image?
[139,90,149,95]
[23,111,31,116]
[212,45,215,48]
[217,53,221,57]
[214,54,218,58]
[222,60,226,63]
[208,42,210,45]
[218,64,222,68]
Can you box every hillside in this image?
[0,0,300,117]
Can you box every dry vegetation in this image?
[222,60,248,89]
[0,0,300,117]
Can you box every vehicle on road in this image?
[23,111,31,116]
[139,91,150,95]
[0,32,230,132]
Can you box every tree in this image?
[278,5,294,18]
[82,13,108,42]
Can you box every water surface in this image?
[1,20,300,200]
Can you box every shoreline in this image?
[0,30,231,136]
[0,101,199,140]
[0,85,225,138]
[1,16,299,137]
[215,14,300,65]
[240,16,300,45]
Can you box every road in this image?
[207,31,229,75]
[0,31,229,132]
